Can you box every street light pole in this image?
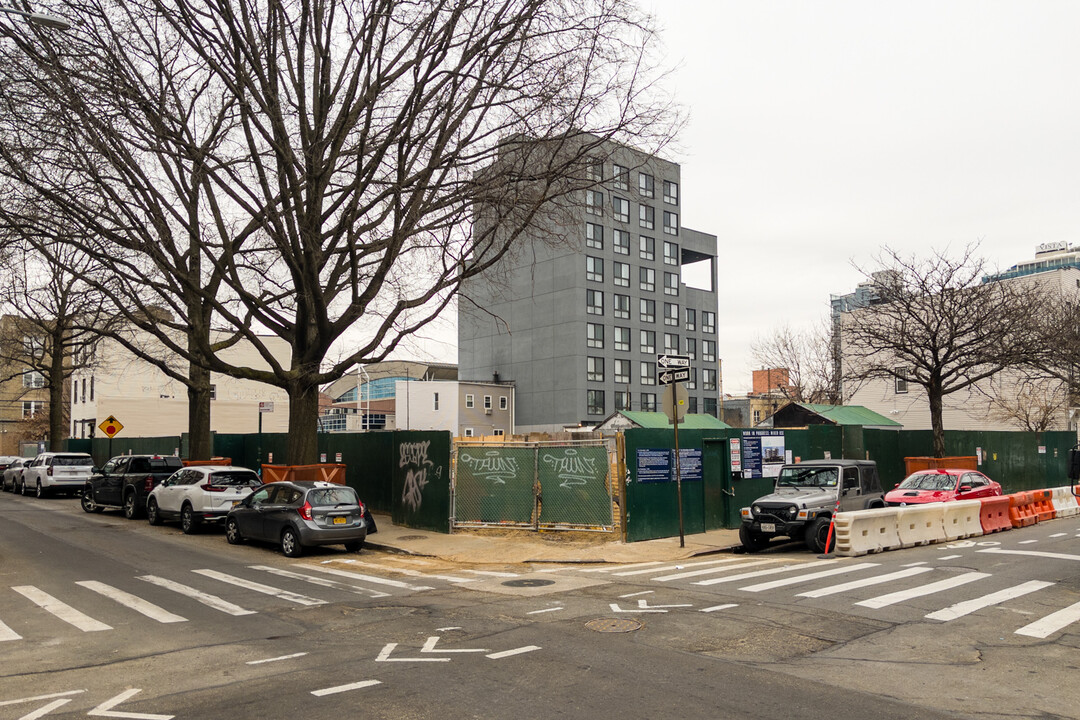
[0,5,71,30]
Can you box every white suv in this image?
[147,465,263,534]
[21,452,95,498]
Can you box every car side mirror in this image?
[893,483,899,489]
[959,485,972,492]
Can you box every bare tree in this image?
[751,318,841,405]
[841,244,1042,457]
[984,373,1071,432]
[0,0,677,463]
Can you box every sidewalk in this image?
[364,513,743,564]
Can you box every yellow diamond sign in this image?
[99,415,124,439]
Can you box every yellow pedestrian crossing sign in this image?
[99,415,124,438]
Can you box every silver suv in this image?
[739,459,885,553]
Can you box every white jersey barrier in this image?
[833,508,902,557]
[1050,486,1079,518]
[942,500,983,541]
[895,504,948,548]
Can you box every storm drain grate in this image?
[502,579,556,587]
[585,618,642,633]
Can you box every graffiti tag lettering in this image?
[541,449,599,489]
[459,451,519,485]
[400,441,438,513]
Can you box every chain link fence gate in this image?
[452,440,616,532]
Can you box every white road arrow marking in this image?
[637,599,692,610]
[487,646,541,659]
[18,697,71,720]
[87,689,173,720]
[375,643,450,662]
[609,603,667,613]
[421,636,489,653]
[0,691,86,708]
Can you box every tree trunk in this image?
[929,382,946,458]
[286,378,321,465]
[187,359,212,460]
[48,332,67,451]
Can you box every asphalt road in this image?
[1,491,1078,720]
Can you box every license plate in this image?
[760,522,776,532]
[333,517,347,525]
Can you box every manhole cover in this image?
[502,578,556,587]
[396,535,427,541]
[586,618,642,633]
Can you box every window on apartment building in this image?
[663,241,679,266]
[464,428,474,437]
[613,229,630,255]
[89,376,94,401]
[640,361,656,385]
[702,311,716,333]
[81,378,87,403]
[465,394,474,408]
[664,302,679,326]
[688,396,698,413]
[587,389,605,415]
[703,398,717,417]
[685,337,697,360]
[753,409,761,425]
[702,340,716,362]
[586,162,603,182]
[484,395,492,409]
[493,429,505,437]
[22,371,44,389]
[664,272,679,296]
[663,211,679,235]
[612,196,630,223]
[614,391,630,411]
[586,222,603,250]
[639,267,655,292]
[500,396,508,410]
[638,172,654,198]
[663,180,679,205]
[612,164,629,190]
[613,293,630,319]
[586,256,603,283]
[585,189,603,216]
[702,368,717,391]
[686,368,696,390]
[641,392,657,411]
[639,204,654,230]
[895,369,909,394]
[614,326,630,352]
[639,235,655,260]
[433,392,439,411]
[23,335,43,358]
[587,322,604,349]
[209,384,217,400]
[640,298,655,323]
[73,379,78,404]
[587,357,604,382]
[22,401,43,418]
[685,308,696,332]
[640,330,655,354]
[663,333,679,354]
[614,359,631,384]
[613,262,630,287]
[586,289,604,315]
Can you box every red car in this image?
[884,469,1003,506]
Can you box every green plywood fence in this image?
[391,431,451,533]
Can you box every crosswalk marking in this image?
[138,576,256,616]
[613,558,742,577]
[654,559,781,581]
[250,566,391,598]
[739,563,880,592]
[695,560,836,586]
[978,548,1080,562]
[1015,600,1080,638]
[13,586,112,632]
[579,561,663,573]
[700,603,738,613]
[305,565,434,591]
[345,561,475,584]
[75,581,187,624]
[856,572,990,609]
[192,570,326,606]
[0,617,21,642]
[463,570,519,578]
[925,581,1054,621]
[796,566,933,598]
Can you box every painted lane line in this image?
[695,560,837,586]
[1018,540,1039,545]
[421,636,488,653]
[12,586,112,632]
[619,591,653,598]
[856,572,990,609]
[902,561,930,567]
[487,646,541,659]
[527,607,564,615]
[192,570,326,606]
[137,576,256,616]
[609,603,666,613]
[436,626,462,631]
[637,599,692,609]
[0,617,22,642]
[937,555,963,561]
[613,558,744,577]
[1015,599,1080,638]
[87,689,172,719]
[250,565,391,598]
[463,570,519,578]
[311,680,382,697]
[1049,533,1068,538]
[978,548,1080,561]
[75,582,187,624]
[375,643,450,662]
[926,581,1055,621]
[305,565,434,591]
[700,604,739,613]
[0,691,86,708]
[19,697,72,719]
[655,558,784,582]
[247,652,309,665]
[739,563,880,592]
[580,561,663,573]
[344,561,475,584]
[797,567,934,598]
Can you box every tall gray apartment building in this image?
[459,141,719,434]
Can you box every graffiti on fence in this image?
[459,450,519,486]
[400,440,441,513]
[541,448,600,489]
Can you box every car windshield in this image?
[898,473,957,491]
[307,487,358,506]
[776,467,838,488]
[54,456,93,466]
[209,471,261,487]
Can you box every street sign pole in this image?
[673,395,684,548]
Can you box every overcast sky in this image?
[646,0,1080,393]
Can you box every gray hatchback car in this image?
[225,481,369,557]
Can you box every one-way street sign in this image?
[658,368,691,385]
[656,353,691,369]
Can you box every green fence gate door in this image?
[454,445,536,525]
[392,431,451,533]
[536,445,612,527]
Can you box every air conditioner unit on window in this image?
[484,408,492,415]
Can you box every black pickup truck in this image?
[81,455,185,519]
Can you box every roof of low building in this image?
[599,410,731,430]
[777,403,901,428]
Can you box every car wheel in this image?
[147,498,163,526]
[81,487,104,513]
[35,480,44,499]
[344,539,364,553]
[122,491,141,519]
[225,517,243,545]
[180,503,199,535]
[806,516,836,554]
[280,527,303,558]
[739,525,770,553]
